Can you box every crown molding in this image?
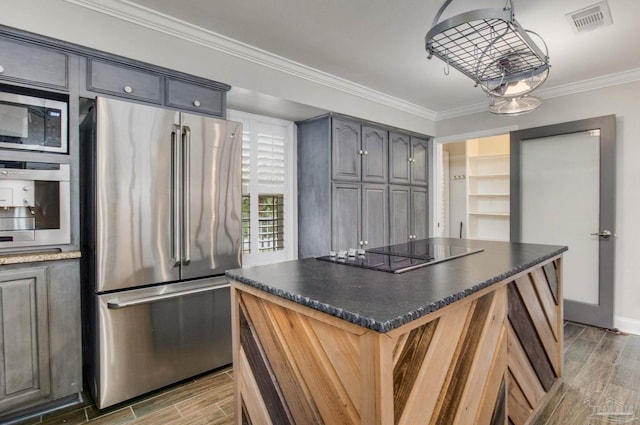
[435,68,640,120]
[63,0,438,121]
[537,67,640,99]
[62,0,640,123]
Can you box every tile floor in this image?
[10,322,640,425]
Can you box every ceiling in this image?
[127,0,640,119]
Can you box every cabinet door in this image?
[362,184,388,249]
[0,38,68,89]
[332,119,362,181]
[362,126,387,183]
[88,58,163,104]
[389,132,411,185]
[332,182,361,251]
[389,185,411,244]
[0,267,51,413]
[411,186,429,240]
[165,77,224,117]
[411,137,429,186]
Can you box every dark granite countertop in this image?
[226,238,567,333]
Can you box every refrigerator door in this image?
[94,97,180,292]
[94,277,232,408]
[180,114,242,280]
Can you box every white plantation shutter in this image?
[227,110,296,266]
[257,132,285,187]
[241,126,251,193]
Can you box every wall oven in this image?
[0,91,68,154]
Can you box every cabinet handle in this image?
[123,85,133,94]
[359,241,364,246]
[193,100,201,107]
[364,150,368,155]
[359,150,364,155]
[0,65,4,73]
[364,240,368,245]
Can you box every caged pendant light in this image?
[425,0,550,114]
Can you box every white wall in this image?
[437,81,640,333]
[0,0,436,135]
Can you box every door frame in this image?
[510,115,616,328]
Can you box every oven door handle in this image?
[107,283,230,309]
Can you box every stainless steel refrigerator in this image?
[80,96,242,409]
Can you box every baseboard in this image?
[614,316,640,335]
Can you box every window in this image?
[228,110,296,266]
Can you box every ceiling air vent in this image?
[566,1,613,33]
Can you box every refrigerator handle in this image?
[107,283,231,309]
[171,125,181,267]
[182,125,191,265]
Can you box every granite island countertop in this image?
[226,237,567,332]
[0,250,81,265]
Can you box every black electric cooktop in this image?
[316,241,483,273]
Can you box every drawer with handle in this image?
[0,38,68,89]
[165,77,224,116]
[87,58,163,104]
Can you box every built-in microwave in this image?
[0,91,68,154]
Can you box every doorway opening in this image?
[437,134,510,241]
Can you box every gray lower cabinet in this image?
[0,260,81,418]
[389,185,429,244]
[0,37,68,90]
[389,132,429,186]
[332,183,388,252]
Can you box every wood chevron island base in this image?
[227,239,565,425]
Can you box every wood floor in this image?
[12,322,640,425]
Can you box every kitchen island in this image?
[226,238,566,425]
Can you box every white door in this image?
[511,116,615,328]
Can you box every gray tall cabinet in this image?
[297,114,430,259]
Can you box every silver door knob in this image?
[123,85,133,93]
[359,150,364,155]
[193,100,201,107]
[590,230,612,238]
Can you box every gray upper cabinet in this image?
[87,58,163,104]
[165,77,224,116]
[361,126,388,183]
[332,119,362,181]
[411,138,429,186]
[332,120,388,183]
[389,132,411,185]
[0,38,68,90]
[0,267,51,413]
[389,132,429,186]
